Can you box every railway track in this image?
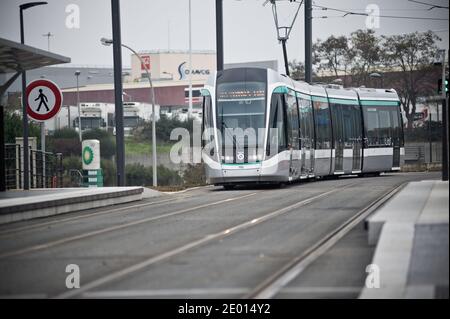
[53,180,361,299]
[244,182,406,299]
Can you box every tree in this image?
[382,31,441,128]
[350,29,382,86]
[313,35,353,78]
[288,60,305,80]
[4,111,41,146]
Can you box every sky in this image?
[0,0,448,69]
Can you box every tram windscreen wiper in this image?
[222,121,240,149]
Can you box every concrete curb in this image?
[0,187,144,225]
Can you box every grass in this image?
[125,139,173,155]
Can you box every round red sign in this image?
[26,79,62,121]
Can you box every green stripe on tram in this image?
[311,96,328,103]
[360,100,400,106]
[200,89,211,96]
[273,86,289,94]
[296,92,311,100]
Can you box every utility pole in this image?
[304,0,312,83]
[111,0,126,186]
[215,0,223,71]
[188,0,193,118]
[20,8,29,190]
[441,49,448,181]
[75,71,81,142]
[42,32,53,51]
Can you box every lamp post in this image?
[369,72,383,88]
[188,0,193,118]
[101,37,158,187]
[75,70,82,142]
[19,1,47,190]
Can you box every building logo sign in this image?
[178,61,210,80]
[141,55,151,71]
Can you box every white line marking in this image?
[0,193,257,259]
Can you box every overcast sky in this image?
[0,0,448,69]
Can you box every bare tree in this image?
[382,31,441,128]
[350,29,382,86]
[314,35,354,78]
[288,59,305,81]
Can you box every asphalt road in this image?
[0,171,439,299]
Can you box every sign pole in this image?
[111,0,126,186]
[441,50,448,181]
[41,122,46,187]
[215,0,223,71]
[20,8,30,190]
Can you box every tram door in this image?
[392,108,402,168]
[332,106,344,173]
[298,96,315,177]
[349,105,363,172]
[332,103,362,173]
[286,93,300,179]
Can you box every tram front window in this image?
[216,81,266,148]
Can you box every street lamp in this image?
[75,70,82,142]
[369,72,383,88]
[188,0,193,119]
[101,37,158,187]
[19,1,48,190]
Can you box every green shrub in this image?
[134,114,193,144]
[52,128,79,139]
[62,155,82,172]
[4,111,41,146]
[101,159,116,186]
[125,163,182,186]
[182,164,206,187]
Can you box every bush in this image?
[82,129,116,159]
[62,155,82,172]
[182,164,206,187]
[4,111,41,146]
[52,128,79,139]
[101,159,116,186]
[125,163,182,186]
[47,128,81,157]
[134,114,193,144]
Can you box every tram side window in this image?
[331,103,362,148]
[363,105,400,147]
[267,93,287,156]
[298,96,313,148]
[313,100,332,149]
[202,95,213,147]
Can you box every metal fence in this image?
[4,144,63,190]
[404,142,442,164]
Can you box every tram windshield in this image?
[216,81,266,147]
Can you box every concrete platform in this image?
[0,187,147,225]
[361,180,449,299]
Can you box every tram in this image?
[201,67,404,188]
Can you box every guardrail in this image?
[4,144,63,190]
